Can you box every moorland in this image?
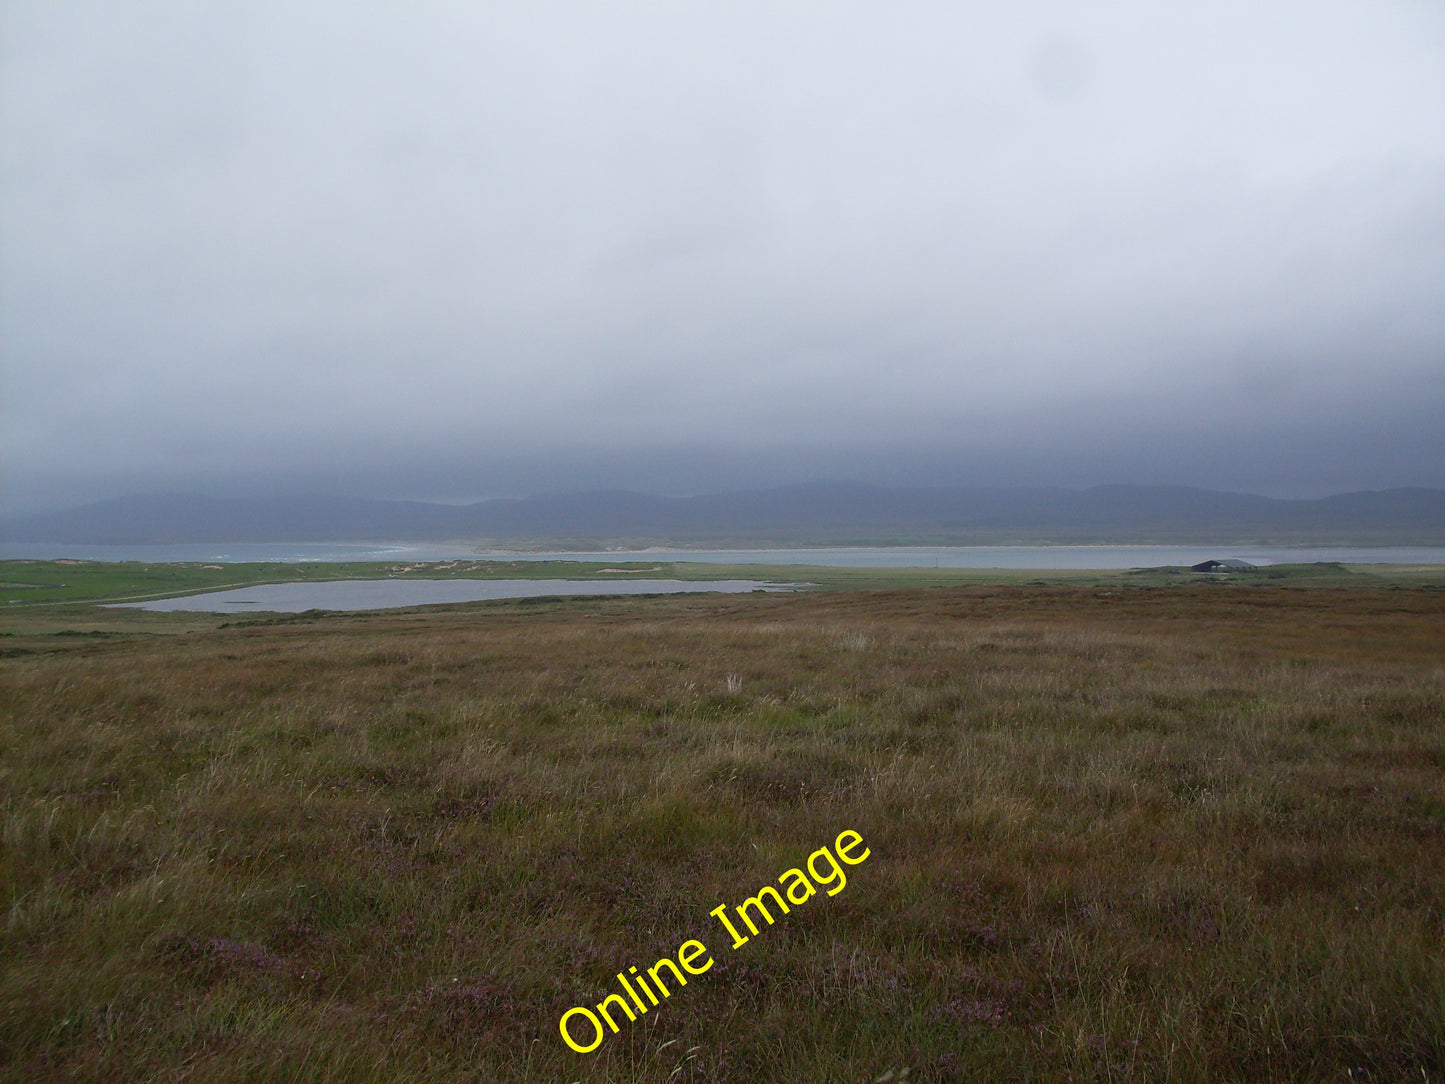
[4,556,1445,611]
[2,574,1443,1081]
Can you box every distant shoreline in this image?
[5,541,1445,570]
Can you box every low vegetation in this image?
[0,559,729,608]
[3,557,1443,609]
[2,584,1442,1081]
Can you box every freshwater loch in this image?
[105,578,789,613]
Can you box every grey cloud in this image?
[2,1,1443,515]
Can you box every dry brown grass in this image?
[2,585,1443,1081]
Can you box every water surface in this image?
[19,541,1444,567]
[107,578,788,613]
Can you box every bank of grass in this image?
[5,556,1445,609]
[0,558,726,608]
[2,586,1442,1081]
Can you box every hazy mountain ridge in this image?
[4,484,1444,547]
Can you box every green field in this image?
[5,557,1445,613]
[2,575,1443,1081]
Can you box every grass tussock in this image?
[1,585,1443,1081]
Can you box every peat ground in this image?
[2,585,1443,1081]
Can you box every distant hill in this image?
[3,484,1444,546]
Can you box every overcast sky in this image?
[3,2,1443,513]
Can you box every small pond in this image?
[107,578,793,614]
